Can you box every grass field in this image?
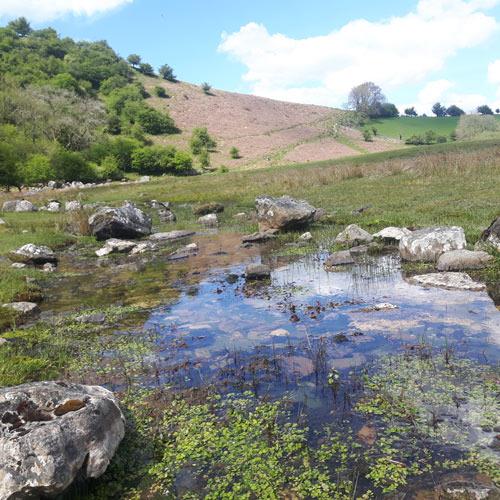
[368,116,460,140]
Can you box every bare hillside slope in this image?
[141,76,400,169]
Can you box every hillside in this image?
[140,76,401,169]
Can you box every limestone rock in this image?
[150,230,195,242]
[168,243,199,261]
[0,381,125,499]
[9,244,57,265]
[255,196,316,231]
[407,272,486,291]
[2,302,40,317]
[324,251,355,268]
[245,263,271,280]
[437,250,493,271]
[198,213,218,227]
[373,227,411,244]
[89,203,152,241]
[65,200,82,212]
[335,224,373,247]
[399,227,466,262]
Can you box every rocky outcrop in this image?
[399,227,466,262]
[255,196,316,231]
[9,244,57,265]
[437,250,493,271]
[478,215,500,250]
[0,381,125,499]
[2,302,40,317]
[407,272,486,291]
[335,224,373,247]
[89,203,152,241]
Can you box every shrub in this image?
[450,130,458,142]
[0,142,21,190]
[405,135,425,145]
[362,128,373,142]
[219,165,229,173]
[138,63,155,76]
[136,107,176,135]
[20,154,55,185]
[100,75,129,95]
[229,146,240,159]
[199,149,210,168]
[201,82,212,94]
[106,114,121,135]
[98,155,123,181]
[153,86,167,98]
[127,54,141,68]
[159,64,176,82]
[87,137,142,171]
[190,127,217,154]
[436,135,447,144]
[131,146,192,175]
[371,127,378,136]
[50,149,98,182]
[424,130,437,144]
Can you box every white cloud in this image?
[488,60,500,109]
[219,0,499,107]
[407,79,487,114]
[0,0,133,23]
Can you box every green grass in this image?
[368,116,460,140]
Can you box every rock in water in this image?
[150,230,195,242]
[399,226,466,262]
[478,215,500,250]
[9,244,57,265]
[245,263,271,280]
[0,381,125,499]
[407,272,486,291]
[89,203,152,241]
[437,249,493,271]
[324,251,355,268]
[255,196,316,231]
[335,225,373,246]
[373,227,412,244]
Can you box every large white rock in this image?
[437,250,493,271]
[9,244,57,265]
[373,227,412,243]
[407,272,486,291]
[46,201,61,213]
[2,302,39,317]
[399,227,466,262]
[65,200,82,212]
[335,224,373,246]
[255,196,316,231]
[0,381,125,499]
[15,200,37,212]
[198,213,218,227]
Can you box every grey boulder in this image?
[437,250,493,271]
[198,213,218,227]
[245,263,271,280]
[255,196,316,231]
[478,216,500,250]
[9,244,57,265]
[399,226,466,262]
[0,381,125,499]
[335,224,373,247]
[89,203,152,241]
[373,227,411,244]
[2,302,39,317]
[324,251,355,268]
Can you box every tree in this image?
[0,142,21,190]
[131,145,191,175]
[432,103,447,117]
[477,104,493,115]
[190,127,217,154]
[127,54,141,68]
[136,107,176,135]
[201,82,212,94]
[496,108,500,114]
[7,17,32,37]
[139,63,155,76]
[199,149,210,168]
[404,107,418,117]
[348,82,386,117]
[446,105,464,117]
[50,149,98,183]
[19,154,55,185]
[362,129,373,142]
[159,64,176,82]
[424,130,437,144]
[376,102,399,118]
[153,86,167,98]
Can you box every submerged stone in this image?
[324,250,355,268]
[245,263,271,280]
[408,272,486,291]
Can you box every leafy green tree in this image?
[0,142,21,190]
[7,17,32,37]
[131,145,191,175]
[106,114,122,135]
[376,102,399,118]
[477,104,493,115]
[404,107,418,117]
[127,54,141,68]
[19,154,55,185]
[348,82,385,116]
[446,105,464,116]
[105,84,144,115]
[159,64,176,81]
[199,149,210,168]
[153,86,167,98]
[139,63,155,76]
[136,107,176,135]
[100,75,129,95]
[432,103,447,117]
[98,155,123,180]
[362,128,373,142]
[190,127,217,154]
[230,146,240,159]
[50,149,98,182]
[50,73,81,94]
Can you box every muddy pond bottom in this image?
[144,252,500,415]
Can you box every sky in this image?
[1,0,500,114]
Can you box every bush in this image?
[138,63,155,76]
[106,114,121,135]
[20,154,55,185]
[153,86,167,98]
[100,75,129,95]
[229,146,240,159]
[136,107,176,135]
[219,165,229,173]
[362,128,373,142]
[405,135,425,145]
[190,127,217,154]
[159,64,176,82]
[436,135,447,144]
[424,130,437,144]
[0,142,21,190]
[50,149,98,182]
[201,82,212,94]
[199,149,210,168]
[131,146,192,175]
[87,137,142,171]
[450,130,458,142]
[98,155,123,181]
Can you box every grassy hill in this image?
[368,116,459,140]
[140,76,402,169]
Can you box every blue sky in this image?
[2,0,500,113]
